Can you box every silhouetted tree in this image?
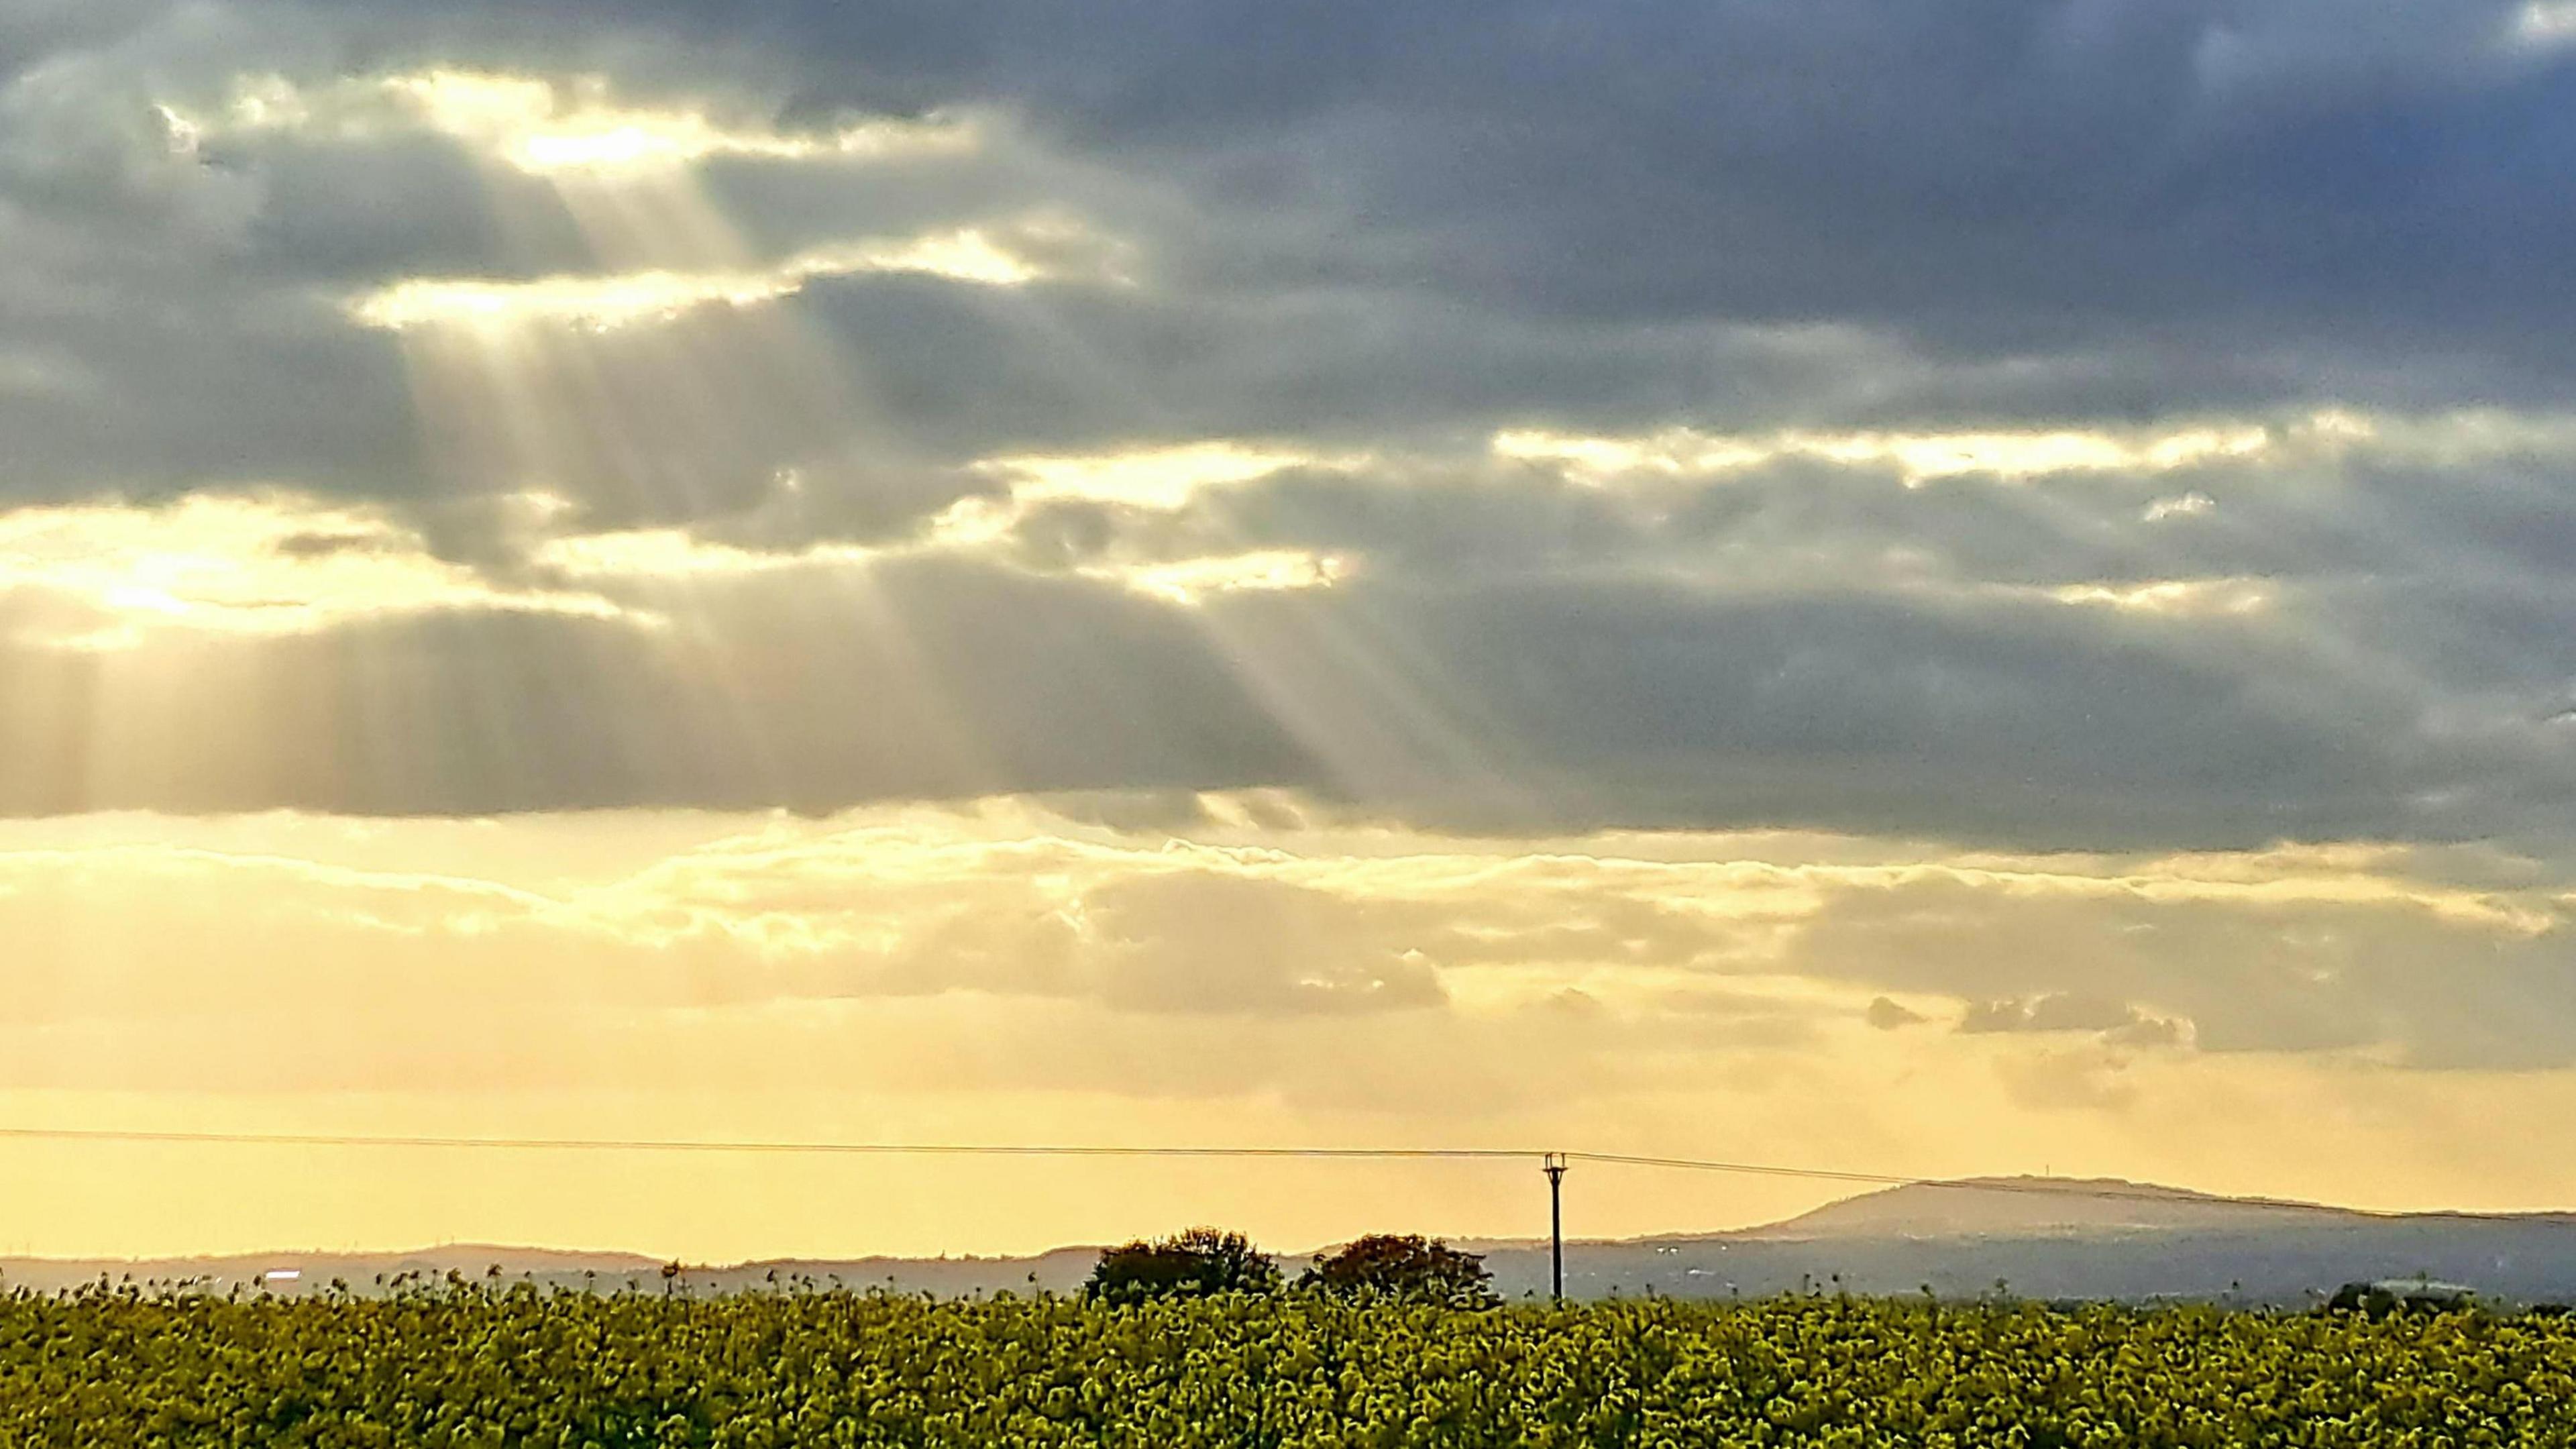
[1299,1234,1496,1308]
[1084,1228,1280,1303]
[2327,1279,2473,1318]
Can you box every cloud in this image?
[1796,867,2576,1069]
[345,226,1071,331]
[11,0,2565,525]
[1865,996,1927,1030]
[17,411,2576,860]
[2,802,2567,1097]
[455,0,2572,376]
[1493,419,2277,488]
[9,801,2576,1255]
[1,9,2575,949]
[1958,994,2189,1044]
[180,68,978,176]
[2143,492,2217,523]
[0,492,621,647]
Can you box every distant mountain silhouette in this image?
[1736,1177,2381,1239]
[11,1179,2574,1306]
[1550,1178,2576,1305]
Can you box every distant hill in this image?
[1538,1178,2576,1307]
[11,1179,2575,1307]
[1735,1177,2380,1239]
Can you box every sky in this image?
[6,0,2576,1262]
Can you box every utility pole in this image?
[1544,1152,1567,1303]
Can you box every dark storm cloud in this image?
[1202,573,2493,849]
[15,0,2576,508]
[4,0,2576,863]
[784,278,1811,463]
[274,0,2576,370]
[0,515,2519,853]
[997,462,1650,580]
[15,433,2576,855]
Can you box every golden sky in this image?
[5,802,2573,1259]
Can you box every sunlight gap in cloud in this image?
[1494,420,2277,487]
[2041,578,2273,618]
[0,494,623,649]
[527,518,1348,609]
[528,527,878,580]
[1496,408,2576,487]
[922,443,1372,606]
[195,69,979,176]
[973,441,1340,510]
[1091,549,1354,604]
[2517,2,2576,48]
[2142,492,2217,522]
[348,225,1081,332]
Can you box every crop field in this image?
[4,1289,2571,1448]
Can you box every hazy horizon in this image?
[23,1171,2576,1316]
[9,0,2576,1264]
[2,1169,2544,1269]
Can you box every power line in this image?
[1570,1151,1917,1187]
[0,1126,1526,1164]
[1564,1152,2354,1211]
[0,1124,2344,1211]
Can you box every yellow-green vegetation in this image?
[4,1287,2571,1447]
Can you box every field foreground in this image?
[4,1291,2571,1447]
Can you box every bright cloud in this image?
[349,224,1087,331]
[2043,578,2273,617]
[527,527,875,581]
[193,69,978,174]
[1489,408,2576,492]
[2517,2,2576,48]
[0,494,619,647]
[974,442,1343,510]
[2143,492,2217,522]
[1098,549,1354,604]
[1493,420,2281,486]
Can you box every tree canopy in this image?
[1300,1234,1497,1307]
[1083,1228,1281,1304]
